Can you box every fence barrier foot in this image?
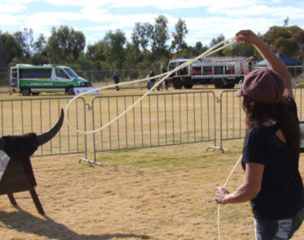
[79,158,103,167]
[206,146,230,153]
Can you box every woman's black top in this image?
[241,98,304,220]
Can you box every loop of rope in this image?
[65,37,236,134]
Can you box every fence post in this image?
[78,98,103,167]
[206,91,229,153]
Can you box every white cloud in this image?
[0,14,24,25]
[1,0,303,47]
[85,13,159,27]
[210,5,304,20]
[0,4,27,13]
[80,7,107,15]
[183,17,279,45]
[42,0,256,10]
[0,0,38,3]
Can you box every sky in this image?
[1,0,304,47]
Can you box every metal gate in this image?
[0,97,87,158]
[91,91,216,160]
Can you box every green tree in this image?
[33,34,47,55]
[47,25,86,63]
[274,37,298,57]
[29,54,49,65]
[103,29,126,69]
[0,31,22,70]
[289,26,304,61]
[13,28,33,60]
[263,26,304,60]
[193,42,208,57]
[86,41,106,62]
[132,23,154,51]
[132,22,154,51]
[284,17,289,27]
[124,42,141,69]
[195,42,203,51]
[171,18,188,53]
[152,15,170,59]
[209,34,225,56]
[142,23,154,51]
[223,43,254,57]
[30,34,48,65]
[131,23,141,50]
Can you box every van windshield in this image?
[64,68,79,78]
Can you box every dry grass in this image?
[0,87,304,240]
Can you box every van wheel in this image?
[32,92,40,96]
[21,88,31,96]
[66,87,75,95]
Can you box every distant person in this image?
[147,70,155,91]
[165,79,169,91]
[146,72,151,90]
[113,71,121,91]
[161,68,169,91]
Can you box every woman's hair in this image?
[242,96,300,151]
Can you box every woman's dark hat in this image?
[235,68,285,103]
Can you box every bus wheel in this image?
[21,88,31,96]
[32,92,40,96]
[66,87,75,95]
[214,78,225,89]
[172,78,183,89]
[226,83,235,89]
[184,83,193,89]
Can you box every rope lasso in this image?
[64,35,267,240]
[217,155,243,240]
[64,37,236,134]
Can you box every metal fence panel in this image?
[294,88,304,119]
[91,91,216,159]
[0,97,87,158]
[219,88,304,151]
[218,90,246,151]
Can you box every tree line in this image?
[0,15,303,80]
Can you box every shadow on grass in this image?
[0,207,150,240]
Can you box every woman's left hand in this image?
[215,187,229,204]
